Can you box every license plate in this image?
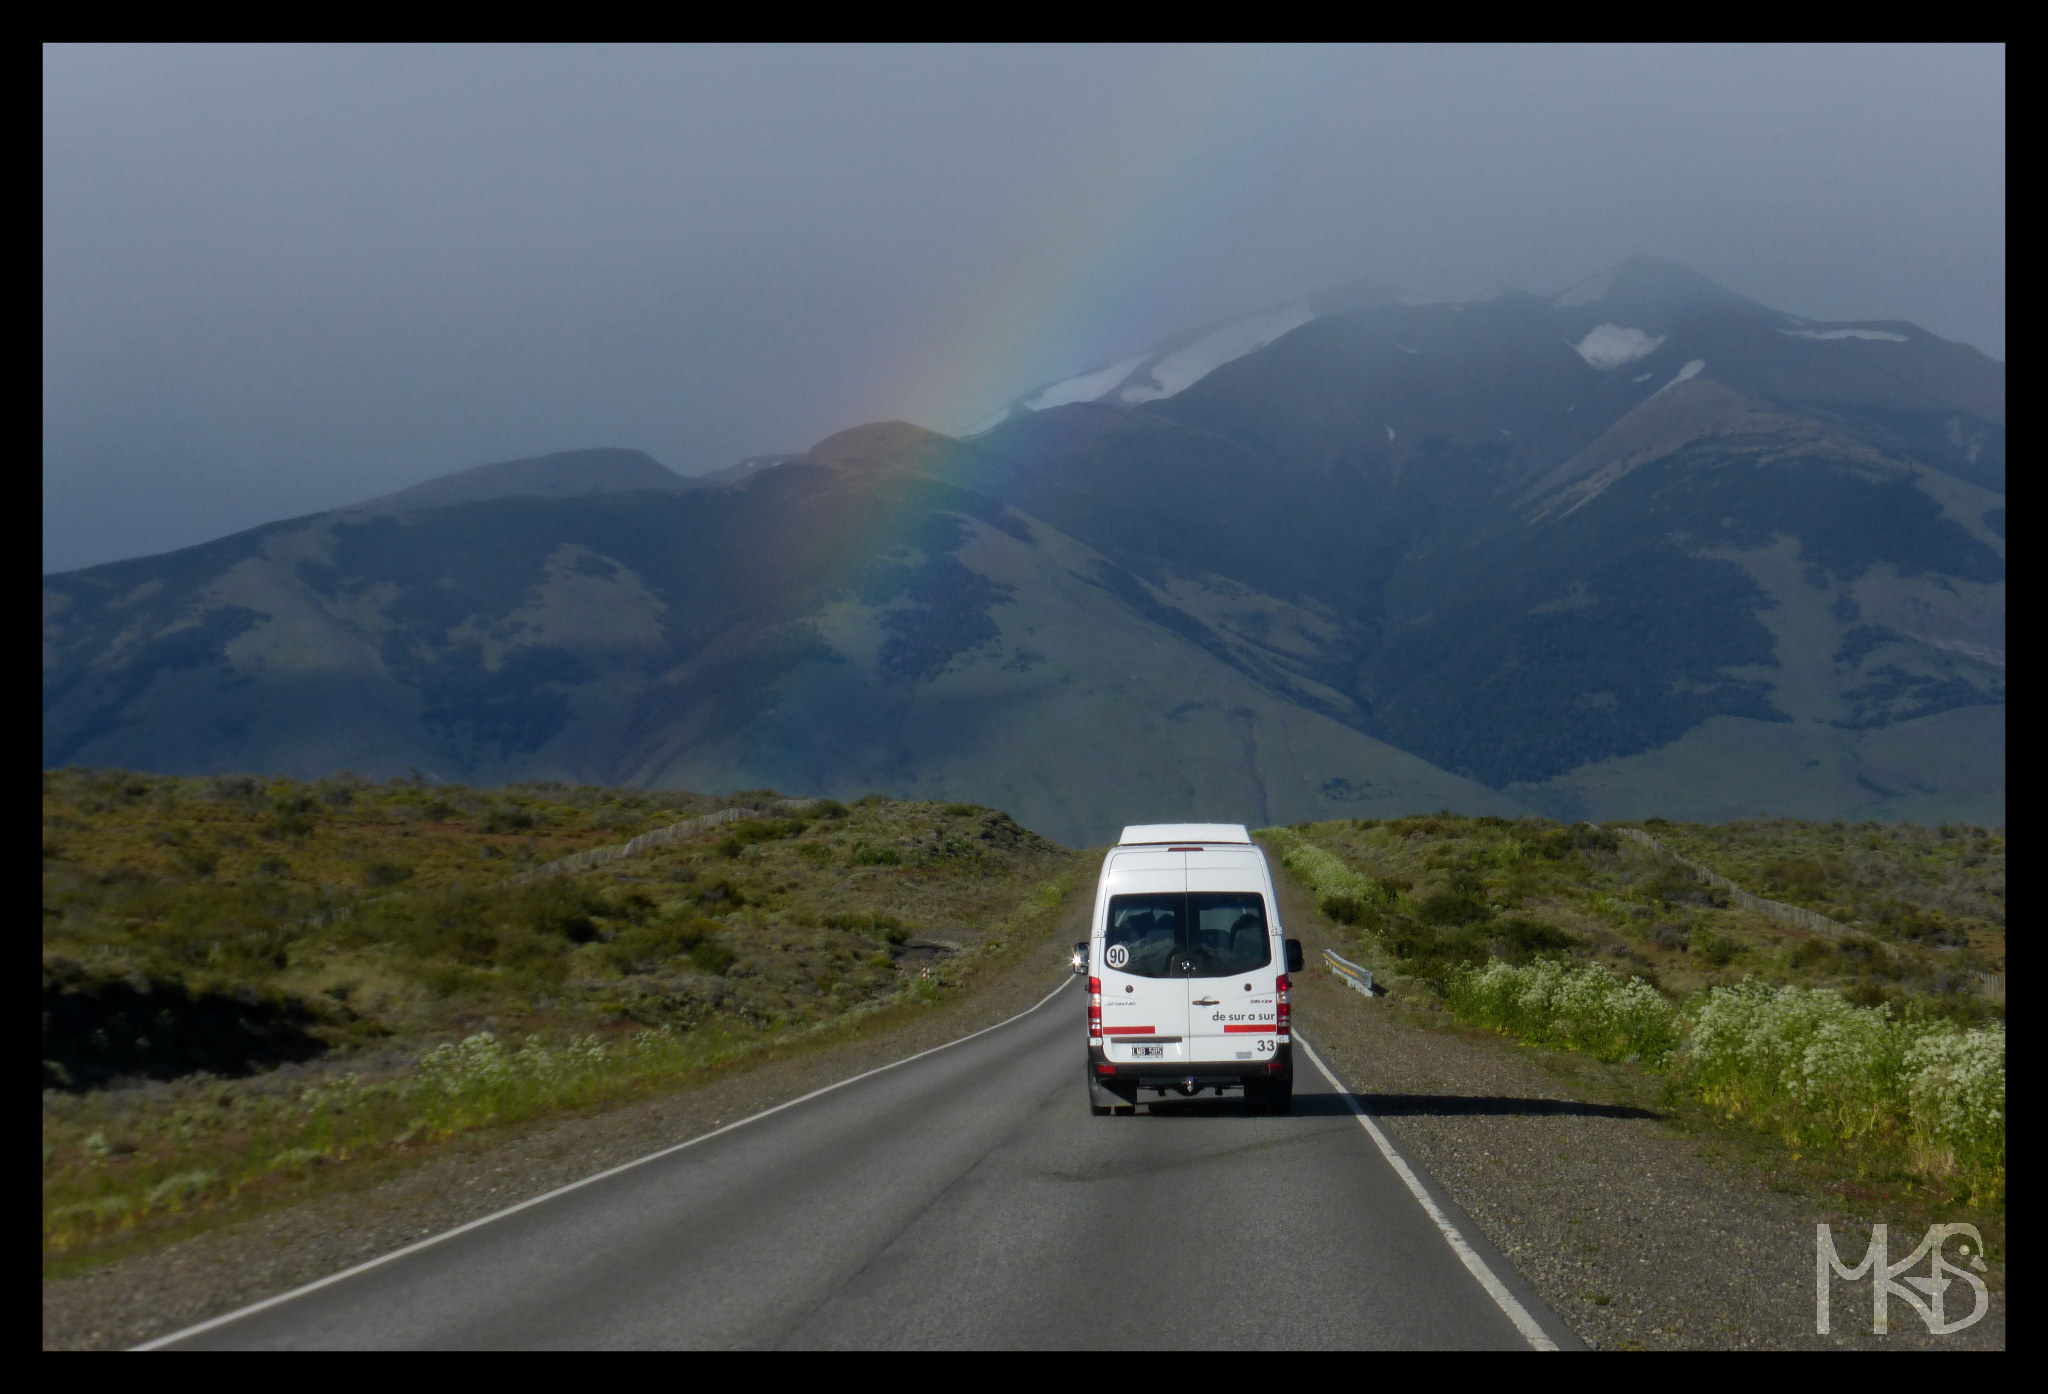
[1129,1045,1165,1058]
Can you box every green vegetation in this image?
[1262,815,2003,1017]
[1444,959,1680,1063]
[42,768,1077,1270]
[1265,813,2006,1207]
[1631,817,2004,952]
[1445,962,2003,1206]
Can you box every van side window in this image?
[1104,893,1271,978]
[1104,895,1183,978]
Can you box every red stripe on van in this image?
[1103,1026,1157,1035]
[1222,1024,1277,1033]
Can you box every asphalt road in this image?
[156,981,1575,1350]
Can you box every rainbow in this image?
[896,47,1360,438]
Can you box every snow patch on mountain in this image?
[1779,327,1910,343]
[1121,303,1314,404]
[1026,355,1147,411]
[1573,323,1666,370]
[962,408,1013,438]
[1651,359,1707,397]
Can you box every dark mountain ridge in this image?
[351,447,695,514]
[43,260,2005,842]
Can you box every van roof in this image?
[1118,823,1252,846]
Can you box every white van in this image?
[1076,824,1304,1115]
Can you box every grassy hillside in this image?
[42,768,1082,1269]
[1633,816,2004,947]
[1268,813,2003,1014]
[1265,813,2005,1206]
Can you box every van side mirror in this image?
[1285,939,1305,974]
[1071,941,1089,974]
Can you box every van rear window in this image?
[1104,894,1182,977]
[1104,893,1270,978]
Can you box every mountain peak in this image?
[1554,257,1771,324]
[354,447,687,514]
[799,422,956,475]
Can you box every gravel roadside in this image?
[1279,865,2005,1351]
[42,892,1091,1351]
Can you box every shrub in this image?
[175,847,222,878]
[1415,889,1489,926]
[853,845,901,867]
[483,807,535,833]
[1387,924,1492,989]
[719,819,807,859]
[1650,922,1691,952]
[608,916,714,972]
[1263,829,1395,912]
[1319,893,1383,927]
[522,883,605,944]
[1675,982,2003,1201]
[1905,1025,2006,1181]
[264,811,316,841]
[1695,932,1739,967]
[363,861,414,888]
[1492,916,1576,954]
[688,941,736,975]
[1447,959,1681,1063]
[1787,938,1831,969]
[695,879,743,907]
[819,910,905,938]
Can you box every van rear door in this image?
[1098,853,1189,1063]
[1184,853,1278,1065]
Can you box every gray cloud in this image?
[43,43,2004,572]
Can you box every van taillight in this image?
[1088,976,1102,1044]
[1276,974,1290,1038]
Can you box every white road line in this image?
[1296,1035,1560,1352]
[134,975,1079,1351]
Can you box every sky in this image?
[43,43,2006,573]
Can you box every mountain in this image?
[43,259,2005,842]
[688,453,800,488]
[351,447,695,514]
[965,279,1401,435]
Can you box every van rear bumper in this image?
[1088,1042,1290,1088]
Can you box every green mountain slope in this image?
[44,424,1521,846]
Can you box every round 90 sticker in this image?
[1104,944,1130,969]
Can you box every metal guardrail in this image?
[1324,948,1376,998]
